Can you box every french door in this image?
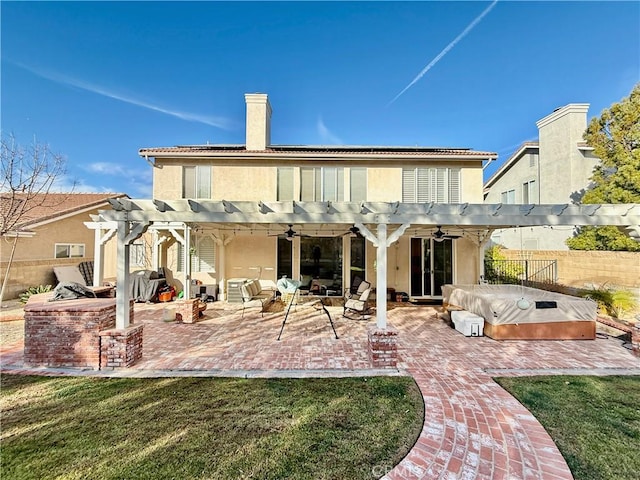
[410,238,453,298]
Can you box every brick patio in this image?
[2,300,638,479]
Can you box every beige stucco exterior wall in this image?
[213,166,277,201]
[460,167,484,202]
[537,105,597,204]
[501,249,640,291]
[224,236,278,281]
[1,212,99,263]
[367,168,403,202]
[153,163,183,199]
[152,160,484,203]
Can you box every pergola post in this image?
[183,224,191,300]
[115,220,131,329]
[375,224,388,329]
[93,228,104,288]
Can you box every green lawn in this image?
[0,375,424,480]
[496,375,640,480]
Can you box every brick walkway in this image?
[2,301,639,479]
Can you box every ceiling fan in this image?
[432,226,461,241]
[269,224,308,241]
[341,225,363,238]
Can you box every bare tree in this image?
[1,133,71,303]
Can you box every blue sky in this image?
[2,1,639,197]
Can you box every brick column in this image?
[174,298,203,324]
[632,322,640,357]
[99,324,144,369]
[368,325,399,368]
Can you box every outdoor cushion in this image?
[240,285,251,300]
[53,266,88,286]
[276,277,300,293]
[248,280,260,297]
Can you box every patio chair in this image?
[343,281,372,320]
[343,279,370,303]
[240,282,270,318]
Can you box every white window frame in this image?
[182,165,212,199]
[522,180,537,204]
[130,242,146,267]
[501,189,516,204]
[300,167,344,202]
[54,243,85,259]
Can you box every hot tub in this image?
[442,284,597,340]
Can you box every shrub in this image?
[19,285,52,304]
[581,284,638,319]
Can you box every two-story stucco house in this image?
[484,104,600,250]
[91,93,638,333]
[137,93,497,303]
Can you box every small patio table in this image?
[277,288,339,340]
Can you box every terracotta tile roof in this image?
[0,192,128,232]
[139,144,497,158]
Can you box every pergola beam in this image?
[97,201,640,227]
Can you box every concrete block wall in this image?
[1,258,77,300]
[501,250,640,290]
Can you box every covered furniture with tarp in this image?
[129,270,167,303]
[52,263,113,297]
[442,284,597,340]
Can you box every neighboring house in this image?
[483,104,600,250]
[0,192,127,299]
[135,93,497,301]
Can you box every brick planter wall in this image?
[24,293,117,369]
[633,322,640,357]
[368,325,399,368]
[100,324,144,368]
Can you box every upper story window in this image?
[522,180,537,204]
[55,243,85,259]
[277,167,294,201]
[402,167,460,203]
[300,167,344,202]
[501,189,516,204]
[183,166,211,199]
[350,168,367,202]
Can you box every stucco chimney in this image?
[245,93,272,150]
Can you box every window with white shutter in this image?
[177,235,216,272]
[402,167,461,203]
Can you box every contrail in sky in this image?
[317,117,344,144]
[388,0,499,106]
[12,61,233,130]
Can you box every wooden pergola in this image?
[89,200,640,330]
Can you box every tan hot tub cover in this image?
[441,284,597,340]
